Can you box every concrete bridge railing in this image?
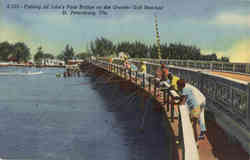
[132,58,250,75]
[97,57,250,154]
[90,58,200,160]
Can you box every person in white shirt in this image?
[177,79,206,140]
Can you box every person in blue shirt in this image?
[177,79,206,140]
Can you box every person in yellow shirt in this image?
[137,61,148,86]
[167,73,180,91]
[139,61,147,73]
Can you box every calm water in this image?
[0,67,170,160]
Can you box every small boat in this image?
[0,71,43,76]
[24,71,43,75]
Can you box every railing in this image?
[133,60,250,130]
[90,59,200,160]
[99,57,250,130]
[131,58,250,75]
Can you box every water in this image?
[0,67,170,160]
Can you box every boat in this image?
[0,71,43,76]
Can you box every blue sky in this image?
[1,0,250,62]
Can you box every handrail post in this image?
[167,90,170,112]
[171,96,175,122]
[247,83,250,128]
[123,67,125,78]
[118,66,120,76]
[154,78,157,97]
[199,72,204,94]
[120,67,123,77]
[135,72,138,87]
[163,89,166,104]
[120,67,122,77]
[129,69,132,81]
[177,104,183,145]
[149,77,151,92]
[142,73,145,88]
[178,104,185,160]
[124,68,127,80]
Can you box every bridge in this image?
[82,58,250,160]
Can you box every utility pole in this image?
[154,15,161,59]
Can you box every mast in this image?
[154,15,161,59]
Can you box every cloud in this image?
[202,39,250,63]
[228,39,250,63]
[0,20,65,56]
[0,12,151,57]
[213,12,250,27]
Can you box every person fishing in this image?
[109,57,113,71]
[129,62,138,78]
[155,63,169,96]
[63,71,67,78]
[177,79,206,140]
[130,62,138,72]
[139,61,147,74]
[167,73,180,91]
[137,61,147,86]
[77,69,81,77]
[124,59,131,70]
[109,57,113,64]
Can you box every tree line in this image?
[90,37,230,62]
[0,41,31,63]
[0,41,90,64]
[0,38,230,64]
[56,44,91,63]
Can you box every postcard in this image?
[0,0,249,160]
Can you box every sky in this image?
[0,0,250,62]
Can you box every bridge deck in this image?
[211,71,250,82]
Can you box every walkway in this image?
[211,71,250,82]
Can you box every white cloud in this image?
[0,20,66,56]
[228,39,250,63]
[213,12,250,27]
[202,39,250,63]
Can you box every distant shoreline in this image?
[0,63,65,68]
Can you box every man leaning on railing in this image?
[177,79,207,141]
[155,64,169,96]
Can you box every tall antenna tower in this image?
[154,15,161,59]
